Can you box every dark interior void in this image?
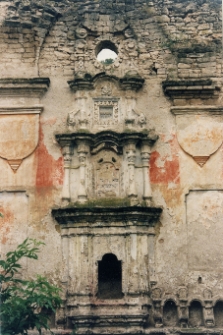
[214,301,223,327]
[98,253,123,299]
[163,300,178,327]
[189,301,204,327]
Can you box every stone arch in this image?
[189,300,204,327]
[97,253,123,299]
[163,299,178,327]
[214,300,223,327]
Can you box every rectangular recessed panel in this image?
[187,190,223,270]
[99,106,113,119]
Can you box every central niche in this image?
[98,253,123,299]
[93,150,121,198]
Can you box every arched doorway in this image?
[189,301,204,327]
[98,253,123,299]
[163,300,178,326]
[214,301,223,327]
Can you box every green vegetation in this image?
[101,58,114,65]
[0,238,62,335]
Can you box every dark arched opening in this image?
[163,300,178,327]
[189,301,204,327]
[214,301,223,327]
[98,253,123,299]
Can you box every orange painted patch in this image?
[150,135,180,184]
[0,206,14,244]
[35,127,64,188]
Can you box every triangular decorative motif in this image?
[7,159,23,172]
[193,156,209,167]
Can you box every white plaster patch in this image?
[187,190,223,270]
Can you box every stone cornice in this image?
[55,130,158,151]
[0,78,50,98]
[0,106,43,114]
[52,206,162,227]
[162,80,219,99]
[171,106,223,115]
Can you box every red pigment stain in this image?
[35,126,63,188]
[150,135,180,184]
[0,206,14,244]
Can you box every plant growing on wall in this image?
[0,238,62,335]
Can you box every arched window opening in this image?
[98,253,123,299]
[189,301,204,327]
[96,41,118,65]
[214,301,223,327]
[163,300,178,327]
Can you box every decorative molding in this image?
[163,80,219,99]
[0,78,50,98]
[56,130,158,150]
[171,106,223,115]
[0,106,43,172]
[52,206,162,226]
[68,72,144,93]
[0,106,43,114]
[93,97,119,127]
[171,106,223,167]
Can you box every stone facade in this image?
[0,0,223,333]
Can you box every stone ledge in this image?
[52,206,162,226]
[0,77,50,98]
[162,80,220,99]
[55,130,158,150]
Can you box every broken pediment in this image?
[68,72,144,93]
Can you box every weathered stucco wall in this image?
[0,0,223,332]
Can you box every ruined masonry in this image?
[0,0,223,333]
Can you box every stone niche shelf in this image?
[162,79,220,100]
[68,71,145,92]
[0,77,50,98]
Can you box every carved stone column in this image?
[203,289,214,327]
[148,227,156,285]
[77,141,89,203]
[178,288,189,327]
[141,141,152,206]
[151,288,163,327]
[125,141,137,205]
[61,144,73,204]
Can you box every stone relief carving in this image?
[67,96,90,130]
[93,98,119,127]
[125,96,147,130]
[56,131,157,205]
[171,107,223,167]
[0,107,43,172]
[93,150,121,198]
